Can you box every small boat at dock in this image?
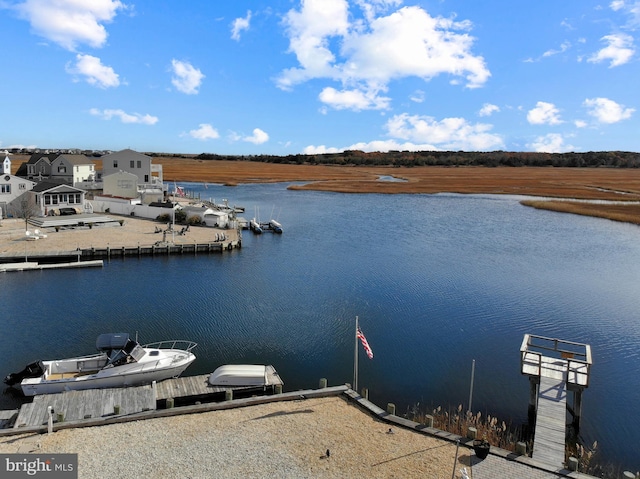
[4,333,197,396]
[249,218,263,234]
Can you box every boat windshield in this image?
[105,339,146,367]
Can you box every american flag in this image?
[357,327,374,359]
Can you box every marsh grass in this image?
[521,200,640,225]
[406,404,628,478]
[405,403,527,452]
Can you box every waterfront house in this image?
[30,181,87,216]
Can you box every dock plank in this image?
[532,375,567,469]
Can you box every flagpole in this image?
[353,315,359,392]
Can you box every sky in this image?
[1,0,639,155]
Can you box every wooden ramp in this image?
[533,372,567,469]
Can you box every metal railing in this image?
[142,340,197,353]
[520,334,592,387]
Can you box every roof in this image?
[26,153,55,165]
[101,149,151,162]
[31,181,85,194]
[53,154,94,166]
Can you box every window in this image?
[113,160,118,168]
[51,194,58,205]
[62,194,68,203]
[45,196,51,205]
[19,183,26,190]
[58,166,66,173]
[28,165,35,174]
[137,161,142,168]
[144,175,149,182]
[130,160,134,168]
[0,184,10,194]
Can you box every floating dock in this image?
[520,334,592,470]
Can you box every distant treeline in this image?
[181,150,640,168]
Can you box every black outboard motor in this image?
[4,361,44,387]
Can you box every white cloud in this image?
[542,41,571,57]
[319,86,390,110]
[609,1,640,27]
[303,139,438,154]
[171,59,205,95]
[588,33,635,67]
[574,119,588,128]
[527,133,575,153]
[527,101,562,125]
[89,108,158,125]
[187,124,220,140]
[277,2,490,111]
[584,97,635,123]
[14,0,124,51]
[409,90,425,103]
[384,113,504,150]
[231,10,251,41]
[243,128,269,144]
[478,103,499,117]
[66,54,119,88]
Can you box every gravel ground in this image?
[0,397,467,479]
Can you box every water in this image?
[1,182,639,471]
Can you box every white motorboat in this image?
[4,333,197,396]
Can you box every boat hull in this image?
[20,351,195,396]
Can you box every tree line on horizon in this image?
[174,150,640,168]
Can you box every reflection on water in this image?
[1,183,639,471]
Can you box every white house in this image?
[0,171,36,218]
[30,181,87,216]
[50,154,96,186]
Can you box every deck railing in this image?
[520,334,592,387]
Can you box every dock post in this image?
[528,377,538,424]
[56,412,64,423]
[467,427,478,440]
[274,384,282,394]
[166,398,174,409]
[424,414,434,428]
[361,387,369,400]
[225,389,233,401]
[516,442,527,455]
[319,378,327,389]
[572,390,583,433]
[386,403,396,416]
[113,405,120,415]
[567,457,578,471]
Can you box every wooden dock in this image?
[532,364,568,468]
[10,369,284,429]
[520,334,592,470]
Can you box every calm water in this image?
[1,182,639,471]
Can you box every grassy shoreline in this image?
[12,155,640,224]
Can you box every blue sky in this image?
[1,0,639,155]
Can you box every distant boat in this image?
[250,219,263,234]
[268,219,283,234]
[4,333,197,396]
